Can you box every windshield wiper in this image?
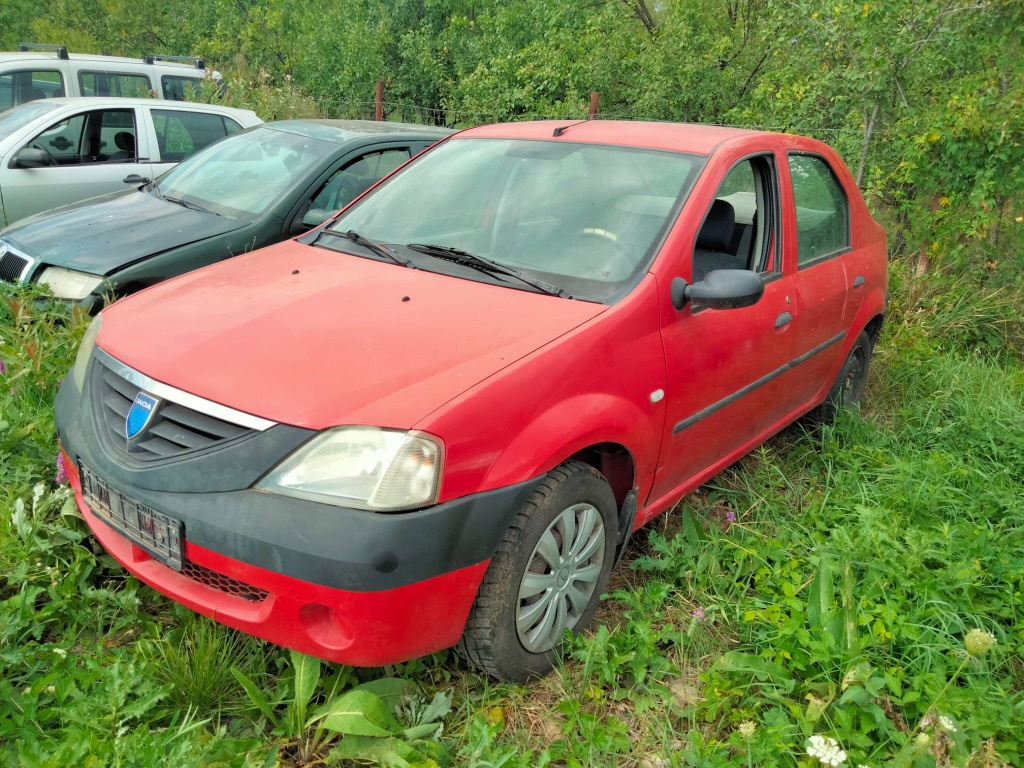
[163,195,219,216]
[406,243,566,297]
[317,229,414,268]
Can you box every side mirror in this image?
[9,147,53,168]
[670,269,764,311]
[300,208,336,230]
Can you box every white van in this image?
[0,44,224,112]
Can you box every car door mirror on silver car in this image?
[670,270,765,311]
[9,147,54,169]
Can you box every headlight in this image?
[37,267,104,301]
[72,313,102,391]
[256,427,443,512]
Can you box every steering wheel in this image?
[578,227,621,245]
[28,142,57,166]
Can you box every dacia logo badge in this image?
[126,392,160,443]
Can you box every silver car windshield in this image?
[0,100,62,139]
[328,137,704,301]
[154,125,339,218]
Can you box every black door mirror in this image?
[670,269,764,311]
[10,147,54,168]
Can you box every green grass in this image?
[1,269,1022,767]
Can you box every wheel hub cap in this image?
[515,502,606,653]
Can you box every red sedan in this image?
[56,120,887,681]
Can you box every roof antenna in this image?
[552,119,591,137]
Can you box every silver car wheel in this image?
[515,502,606,653]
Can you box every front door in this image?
[649,154,798,509]
[1,106,151,223]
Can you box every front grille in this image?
[0,246,31,283]
[181,560,269,602]
[95,358,253,460]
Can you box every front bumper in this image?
[56,350,539,664]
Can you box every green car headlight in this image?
[38,267,105,301]
[256,426,443,512]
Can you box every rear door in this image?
[780,152,853,404]
[0,105,149,223]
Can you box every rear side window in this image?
[0,70,65,110]
[788,154,850,266]
[80,71,152,98]
[152,109,240,161]
[160,75,202,101]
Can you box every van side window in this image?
[79,71,152,98]
[0,70,65,110]
[152,109,241,162]
[788,154,851,266]
[160,76,202,101]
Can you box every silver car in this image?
[0,96,262,227]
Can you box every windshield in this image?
[328,137,704,301]
[154,125,339,218]
[0,100,62,138]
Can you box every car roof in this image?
[16,95,258,119]
[0,51,210,72]
[264,119,454,144]
[456,120,774,156]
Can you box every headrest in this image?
[696,199,735,250]
[114,132,135,152]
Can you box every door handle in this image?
[775,311,792,329]
[853,274,865,288]
[123,174,150,184]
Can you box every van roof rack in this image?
[18,42,70,59]
[144,55,206,70]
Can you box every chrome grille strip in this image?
[94,347,276,432]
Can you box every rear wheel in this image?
[456,461,617,682]
[805,330,872,425]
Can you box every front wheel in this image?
[805,330,872,425]
[456,461,617,682]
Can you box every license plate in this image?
[80,464,184,571]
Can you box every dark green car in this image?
[0,120,452,306]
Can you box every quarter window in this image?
[788,154,850,265]
[0,70,65,110]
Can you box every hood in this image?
[3,189,248,275]
[97,240,605,430]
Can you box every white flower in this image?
[938,715,957,733]
[738,720,756,738]
[52,647,67,659]
[807,735,848,767]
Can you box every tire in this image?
[456,461,617,682]
[805,330,872,425]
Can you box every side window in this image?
[152,109,238,161]
[310,148,412,213]
[788,154,851,266]
[26,109,136,165]
[79,71,152,98]
[0,70,65,110]
[160,75,203,101]
[693,155,778,282]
